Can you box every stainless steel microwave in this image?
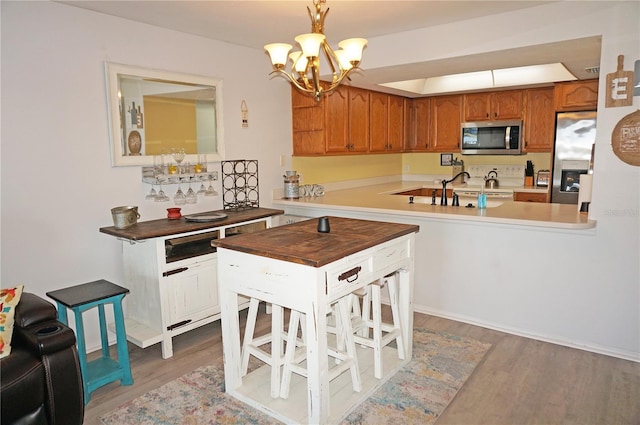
[461,120,522,155]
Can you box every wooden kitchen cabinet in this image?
[430,95,463,152]
[369,91,387,152]
[347,87,370,153]
[387,94,405,152]
[514,191,549,203]
[370,92,404,152]
[324,85,350,153]
[555,79,599,111]
[293,82,572,156]
[523,87,555,152]
[320,85,370,154]
[403,98,431,152]
[292,88,325,155]
[464,90,523,121]
[292,85,369,155]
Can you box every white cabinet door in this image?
[164,257,218,328]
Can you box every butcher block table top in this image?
[213,216,419,268]
[99,207,283,241]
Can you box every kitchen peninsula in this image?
[274,181,595,230]
[271,181,618,361]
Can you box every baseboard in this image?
[413,303,640,363]
[90,301,639,363]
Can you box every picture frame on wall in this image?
[440,153,453,166]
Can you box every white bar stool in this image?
[280,296,362,399]
[352,272,405,379]
[241,298,285,398]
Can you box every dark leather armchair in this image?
[1,292,84,425]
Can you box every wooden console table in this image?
[214,216,418,424]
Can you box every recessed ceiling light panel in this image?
[493,63,576,87]
[379,62,577,95]
[423,71,493,93]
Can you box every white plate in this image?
[184,212,228,222]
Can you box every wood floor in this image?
[84,307,639,425]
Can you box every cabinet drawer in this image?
[325,236,411,299]
[326,255,374,299]
[165,231,219,264]
[514,191,549,203]
[373,238,411,273]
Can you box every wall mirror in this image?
[105,62,224,166]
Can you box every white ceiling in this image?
[59,0,602,96]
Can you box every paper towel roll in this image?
[578,174,593,207]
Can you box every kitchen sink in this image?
[458,197,504,208]
[403,195,503,208]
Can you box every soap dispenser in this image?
[478,185,487,209]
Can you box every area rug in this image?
[100,328,491,425]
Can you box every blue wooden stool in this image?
[47,279,133,404]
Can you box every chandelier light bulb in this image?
[295,33,326,58]
[265,43,292,68]
[338,38,367,63]
[289,51,308,73]
[334,50,353,71]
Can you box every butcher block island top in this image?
[99,207,283,241]
[212,216,419,267]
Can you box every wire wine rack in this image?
[220,160,259,211]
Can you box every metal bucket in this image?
[283,173,300,199]
[111,206,141,229]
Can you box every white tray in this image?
[184,212,228,222]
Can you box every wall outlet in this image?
[280,154,286,167]
[404,164,410,172]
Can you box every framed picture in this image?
[440,153,453,166]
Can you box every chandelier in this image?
[264,0,367,101]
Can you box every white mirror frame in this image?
[105,62,225,167]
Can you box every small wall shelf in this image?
[142,166,218,185]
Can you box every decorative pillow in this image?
[0,285,24,358]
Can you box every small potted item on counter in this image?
[167,208,182,220]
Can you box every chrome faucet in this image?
[441,172,471,206]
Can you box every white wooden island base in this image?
[214,217,418,424]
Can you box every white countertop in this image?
[273,181,595,230]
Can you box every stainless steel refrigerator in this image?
[551,111,597,204]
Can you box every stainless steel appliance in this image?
[536,170,551,187]
[551,111,597,204]
[461,120,522,155]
